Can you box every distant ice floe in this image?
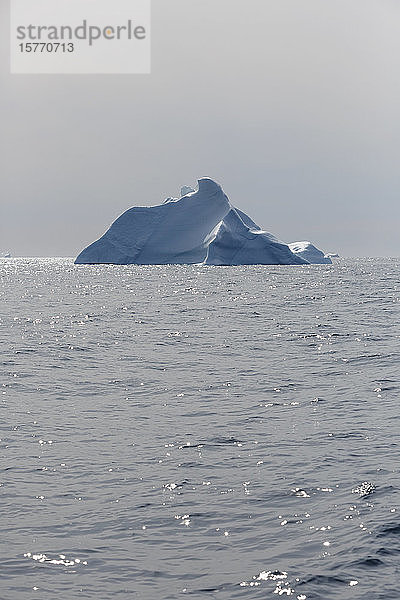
[75,178,332,266]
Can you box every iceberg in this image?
[75,178,330,266]
[288,241,332,264]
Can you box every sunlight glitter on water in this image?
[1,258,399,599]
[240,570,303,597]
[23,553,87,567]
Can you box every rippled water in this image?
[1,258,399,600]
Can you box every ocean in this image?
[1,257,399,600]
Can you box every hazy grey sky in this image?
[1,0,399,257]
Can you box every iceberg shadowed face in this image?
[75,178,231,265]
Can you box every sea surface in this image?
[1,257,399,600]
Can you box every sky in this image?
[1,0,399,257]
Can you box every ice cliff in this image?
[75,178,329,266]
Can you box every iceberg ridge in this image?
[206,208,307,265]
